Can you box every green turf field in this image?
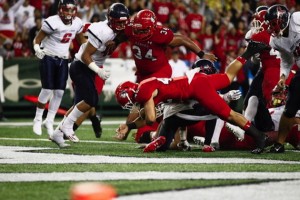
[0,118,299,200]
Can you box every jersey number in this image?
[61,33,72,43]
[132,45,157,61]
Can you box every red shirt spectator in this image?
[29,0,42,10]
[185,1,205,34]
[152,0,174,24]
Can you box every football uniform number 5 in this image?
[61,33,72,43]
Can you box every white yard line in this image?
[0,145,299,200]
[117,180,300,200]
[0,146,300,164]
[1,172,300,182]
[0,121,123,126]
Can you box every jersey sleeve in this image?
[41,16,58,34]
[154,26,174,45]
[86,23,102,49]
[74,17,83,34]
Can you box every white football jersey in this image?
[269,12,300,77]
[75,20,117,66]
[41,15,83,58]
[269,106,300,131]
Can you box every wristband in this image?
[126,122,137,130]
[236,56,247,65]
[197,50,205,58]
[88,62,99,73]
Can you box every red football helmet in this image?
[265,4,290,37]
[107,3,129,31]
[251,9,268,32]
[271,86,288,107]
[132,9,157,41]
[115,81,138,109]
[58,0,77,25]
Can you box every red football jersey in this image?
[185,13,204,33]
[135,73,231,119]
[125,25,174,82]
[251,30,281,104]
[152,1,174,24]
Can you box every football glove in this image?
[34,44,45,59]
[241,40,269,60]
[97,68,110,80]
[223,90,242,102]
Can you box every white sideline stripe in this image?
[1,172,300,182]
[117,180,300,200]
[0,121,123,126]
[0,138,133,145]
[1,146,300,164]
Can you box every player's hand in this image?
[34,44,45,59]
[277,75,286,89]
[97,68,110,80]
[203,53,218,62]
[223,90,242,102]
[114,124,129,140]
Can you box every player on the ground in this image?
[115,40,269,154]
[110,9,217,141]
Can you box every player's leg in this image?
[33,56,55,135]
[270,72,300,153]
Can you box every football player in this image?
[32,0,85,136]
[265,4,300,153]
[137,59,241,152]
[115,40,269,154]
[50,3,130,147]
[110,9,217,141]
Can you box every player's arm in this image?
[115,117,147,140]
[33,30,47,46]
[75,32,87,45]
[33,30,48,59]
[82,42,110,80]
[168,33,217,62]
[81,42,97,65]
[277,50,294,88]
[105,32,128,55]
[143,90,158,125]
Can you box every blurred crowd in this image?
[0,0,298,72]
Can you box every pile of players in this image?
[32,0,300,154]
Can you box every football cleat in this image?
[143,136,166,153]
[193,136,205,147]
[50,128,70,148]
[202,145,215,152]
[33,119,42,135]
[42,120,54,136]
[177,140,191,151]
[251,148,264,154]
[59,122,79,143]
[210,142,220,150]
[225,122,245,141]
[269,142,285,153]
